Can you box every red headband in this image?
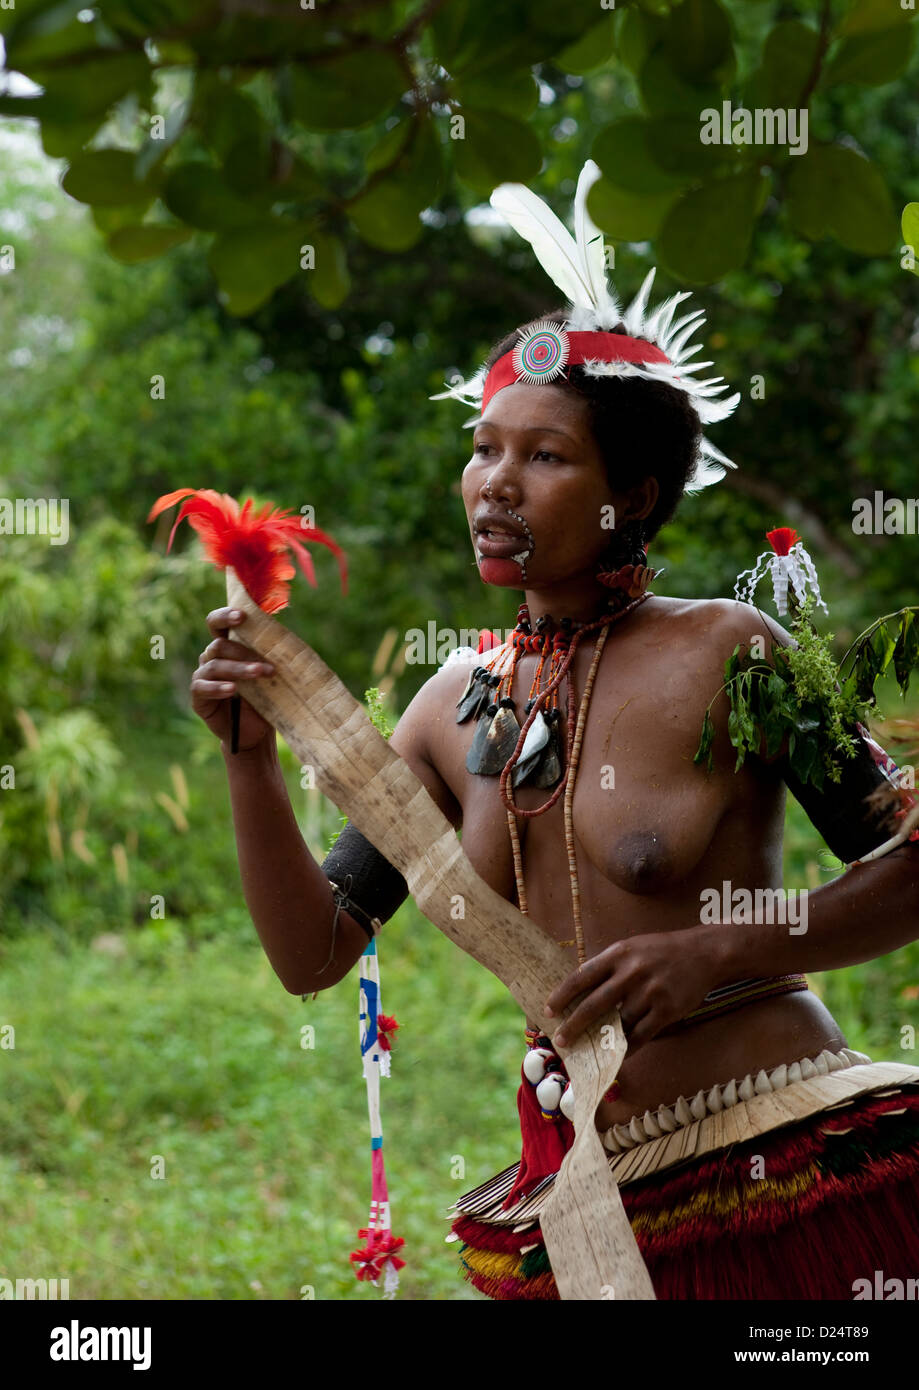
[481,330,671,411]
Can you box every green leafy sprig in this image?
[695,600,919,790]
[327,686,396,850]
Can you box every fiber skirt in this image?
[449,1081,919,1300]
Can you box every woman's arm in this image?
[714,838,919,983]
[222,734,372,994]
[223,676,461,995]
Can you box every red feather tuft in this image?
[376,1013,400,1052]
[766,526,799,558]
[147,488,348,612]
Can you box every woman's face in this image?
[461,381,651,590]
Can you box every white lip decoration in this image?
[474,508,534,575]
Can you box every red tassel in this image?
[502,1077,574,1210]
[349,1227,406,1283]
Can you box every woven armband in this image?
[320,820,409,929]
[781,724,908,864]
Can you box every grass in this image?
[0,907,523,1301]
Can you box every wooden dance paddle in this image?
[225,568,655,1300]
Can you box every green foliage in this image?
[363,687,396,741]
[786,144,896,256]
[902,201,919,275]
[1,0,917,301]
[696,597,919,788]
[840,606,919,703]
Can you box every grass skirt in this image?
[450,1083,919,1300]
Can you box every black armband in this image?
[780,725,904,864]
[320,820,410,929]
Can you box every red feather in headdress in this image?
[147,488,348,612]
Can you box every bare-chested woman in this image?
[190,365,919,1299]
[188,155,919,1295]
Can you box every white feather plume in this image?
[489,159,618,323]
[573,160,616,322]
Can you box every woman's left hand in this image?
[544,925,729,1053]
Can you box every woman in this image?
[190,165,919,1300]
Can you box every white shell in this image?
[674,1096,693,1126]
[523,1047,554,1085]
[536,1074,565,1112]
[559,1083,576,1121]
[690,1090,708,1121]
[589,1044,877,1162]
[642,1108,663,1138]
[628,1115,646,1144]
[519,709,549,763]
[613,1122,637,1149]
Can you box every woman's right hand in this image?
[192,607,276,752]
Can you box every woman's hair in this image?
[483,310,702,540]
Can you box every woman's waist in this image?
[524,988,846,1132]
[598,987,846,1128]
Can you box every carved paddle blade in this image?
[540,1018,656,1300]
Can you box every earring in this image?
[596,518,656,597]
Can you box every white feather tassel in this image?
[622,267,657,338]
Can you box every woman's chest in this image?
[433,639,735,907]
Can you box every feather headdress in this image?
[432,160,740,492]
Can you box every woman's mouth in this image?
[476,530,532,560]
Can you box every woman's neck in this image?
[521,583,622,628]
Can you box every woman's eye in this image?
[534,450,559,461]
[474,443,493,455]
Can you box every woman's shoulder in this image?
[646,595,794,656]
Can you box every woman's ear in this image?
[622,477,659,523]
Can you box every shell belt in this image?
[448,1058,919,1231]
[601,1045,871,1154]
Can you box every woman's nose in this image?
[480,460,521,504]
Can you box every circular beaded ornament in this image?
[512,321,570,386]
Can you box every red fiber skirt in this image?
[451,1086,919,1300]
